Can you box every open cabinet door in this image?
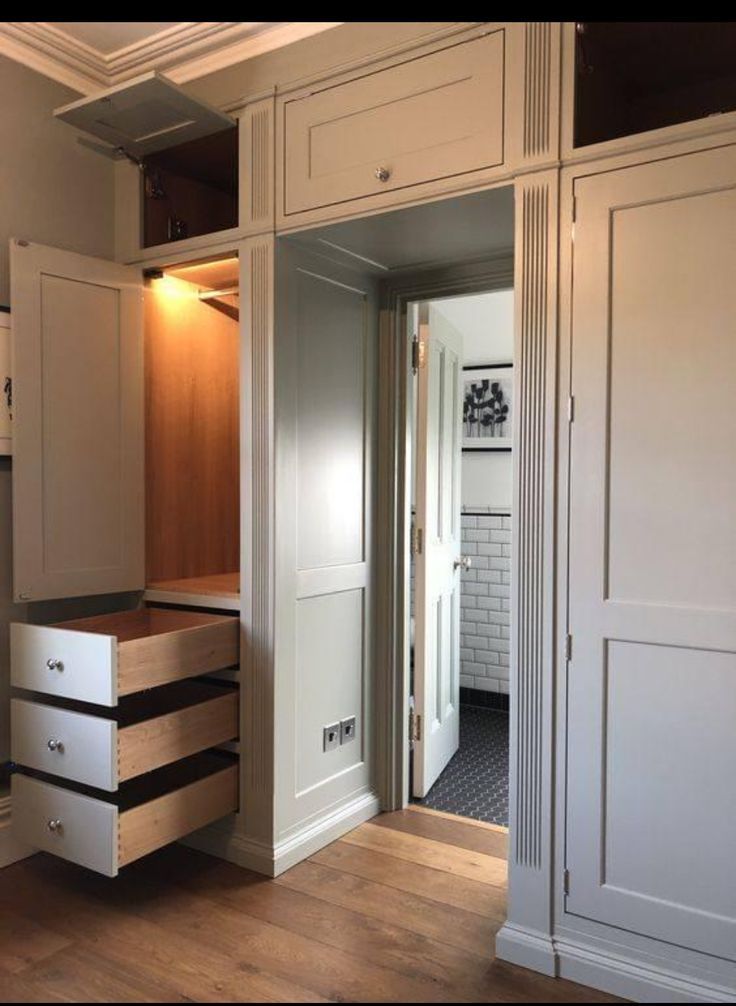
[412,303,463,798]
[11,240,144,602]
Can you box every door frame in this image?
[374,174,561,968]
[374,255,513,808]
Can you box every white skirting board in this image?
[181,790,381,877]
[496,922,736,1003]
[0,793,35,868]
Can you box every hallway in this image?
[0,807,620,1002]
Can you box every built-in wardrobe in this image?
[3,21,736,1002]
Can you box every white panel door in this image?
[11,240,144,601]
[566,146,736,960]
[412,304,463,798]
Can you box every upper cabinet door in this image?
[282,30,505,216]
[10,241,144,602]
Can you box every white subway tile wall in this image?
[459,513,511,694]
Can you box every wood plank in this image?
[343,821,507,887]
[408,802,509,834]
[311,839,506,918]
[275,858,496,958]
[0,857,329,1004]
[118,763,238,867]
[374,808,509,859]
[0,905,72,975]
[0,840,622,1004]
[118,689,238,781]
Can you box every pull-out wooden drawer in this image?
[283,30,504,216]
[11,681,238,791]
[11,608,238,706]
[12,752,238,876]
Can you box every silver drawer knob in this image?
[47,819,62,832]
[454,556,473,571]
[46,658,63,671]
[47,738,64,752]
[375,166,391,182]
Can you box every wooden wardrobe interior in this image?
[144,255,240,601]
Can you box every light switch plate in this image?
[340,716,356,745]
[323,723,340,752]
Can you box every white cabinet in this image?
[565,144,736,961]
[280,29,505,220]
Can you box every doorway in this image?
[280,183,515,827]
[408,290,513,827]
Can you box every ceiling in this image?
[0,21,342,95]
[289,187,515,276]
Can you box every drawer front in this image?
[11,699,117,790]
[12,773,118,876]
[284,31,504,215]
[11,622,116,705]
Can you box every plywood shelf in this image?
[144,572,240,611]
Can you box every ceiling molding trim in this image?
[0,21,343,96]
[168,22,344,85]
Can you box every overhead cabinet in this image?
[281,30,505,217]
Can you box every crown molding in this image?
[0,21,343,96]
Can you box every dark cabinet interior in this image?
[575,22,736,148]
[142,127,238,247]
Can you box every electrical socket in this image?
[323,722,340,752]
[340,716,356,745]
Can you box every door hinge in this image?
[563,868,571,896]
[411,333,425,374]
[565,633,573,661]
[567,394,575,423]
[409,705,422,744]
[410,525,423,557]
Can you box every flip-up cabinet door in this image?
[10,240,144,601]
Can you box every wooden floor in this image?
[0,806,621,1003]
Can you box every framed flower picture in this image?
[462,364,513,451]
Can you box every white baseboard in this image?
[182,790,380,877]
[0,793,34,869]
[556,939,736,1004]
[495,922,557,977]
[496,920,736,1003]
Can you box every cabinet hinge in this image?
[565,633,573,661]
[572,195,577,223]
[563,868,571,896]
[409,705,422,744]
[567,394,575,423]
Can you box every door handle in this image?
[454,556,472,572]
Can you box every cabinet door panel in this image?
[11,241,143,601]
[283,31,504,215]
[566,146,736,960]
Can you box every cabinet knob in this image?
[454,556,473,572]
[47,819,62,833]
[46,658,63,671]
[375,166,391,182]
[47,738,64,752]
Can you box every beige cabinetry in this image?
[8,238,243,876]
[280,29,505,219]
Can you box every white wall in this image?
[0,56,115,768]
[432,289,514,510]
